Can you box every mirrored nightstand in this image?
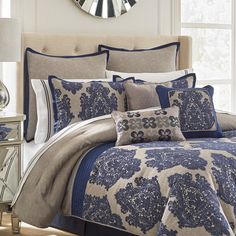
[0,112,25,233]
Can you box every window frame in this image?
[174,0,236,112]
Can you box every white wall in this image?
[12,0,176,35]
[18,0,161,35]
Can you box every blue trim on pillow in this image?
[98,42,180,71]
[98,42,180,53]
[135,73,197,88]
[156,85,223,139]
[113,75,135,82]
[23,48,109,141]
[172,73,196,88]
[48,76,62,132]
[72,142,115,217]
[23,49,31,141]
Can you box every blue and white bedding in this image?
[12,115,236,236]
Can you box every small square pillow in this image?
[124,73,196,110]
[112,106,186,146]
[156,85,223,138]
[49,76,129,133]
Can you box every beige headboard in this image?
[17,33,192,113]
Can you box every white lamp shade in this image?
[0,18,21,62]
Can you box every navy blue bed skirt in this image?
[51,214,135,236]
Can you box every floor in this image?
[0,214,76,236]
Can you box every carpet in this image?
[0,214,77,236]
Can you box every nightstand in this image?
[0,112,25,233]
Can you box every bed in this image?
[12,34,236,236]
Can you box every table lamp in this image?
[0,18,21,111]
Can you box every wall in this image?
[9,0,175,113]
[12,0,176,35]
[18,0,160,35]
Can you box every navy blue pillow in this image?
[156,85,223,138]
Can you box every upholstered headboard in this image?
[17,33,192,113]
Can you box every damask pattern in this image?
[82,195,124,229]
[211,153,236,215]
[191,141,236,156]
[61,80,82,94]
[79,83,118,120]
[49,77,127,133]
[0,124,12,140]
[171,77,188,89]
[132,140,183,148]
[157,224,177,236]
[136,74,195,89]
[115,177,167,233]
[145,148,207,172]
[112,106,185,146]
[170,90,215,131]
[108,81,125,95]
[54,89,75,132]
[79,125,236,236]
[156,86,223,138]
[168,173,230,236]
[89,148,141,190]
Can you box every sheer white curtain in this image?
[180,0,235,112]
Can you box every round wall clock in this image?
[72,0,138,18]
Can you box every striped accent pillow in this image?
[31,78,110,144]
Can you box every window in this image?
[0,0,11,17]
[181,0,234,112]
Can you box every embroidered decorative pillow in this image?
[156,85,223,138]
[124,73,196,110]
[112,107,186,146]
[49,76,128,133]
[99,42,180,73]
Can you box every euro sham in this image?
[156,85,223,138]
[99,42,180,73]
[49,76,128,133]
[31,78,110,144]
[24,48,108,141]
[112,107,185,146]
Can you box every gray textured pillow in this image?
[216,112,236,131]
[24,48,108,141]
[124,74,196,110]
[112,106,186,146]
[98,43,180,73]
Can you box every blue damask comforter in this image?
[12,116,236,236]
[73,131,236,236]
